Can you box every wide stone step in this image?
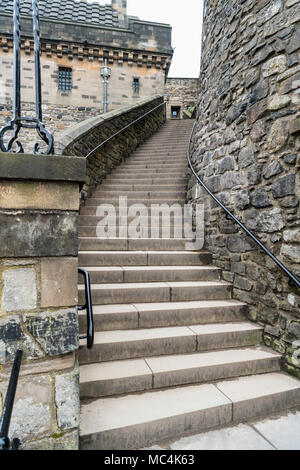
[95,184,187,192]
[78,265,220,284]
[80,199,186,213]
[89,191,186,199]
[126,157,185,163]
[78,238,195,251]
[106,176,187,184]
[78,250,212,266]
[78,280,232,305]
[78,226,191,238]
[78,214,191,227]
[79,372,300,450]
[78,322,262,364]
[120,164,187,170]
[79,347,281,399]
[79,299,248,331]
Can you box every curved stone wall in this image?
[189,0,300,376]
[56,95,165,198]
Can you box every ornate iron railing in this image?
[0,350,23,451]
[0,0,54,154]
[78,268,94,350]
[187,122,300,289]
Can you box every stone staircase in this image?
[77,120,300,450]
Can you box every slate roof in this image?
[0,0,121,28]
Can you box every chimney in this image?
[111,0,128,28]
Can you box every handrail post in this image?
[78,268,94,350]
[0,350,23,451]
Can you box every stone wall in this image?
[188,0,300,377]
[0,153,85,449]
[165,78,199,119]
[56,95,166,198]
[0,101,100,155]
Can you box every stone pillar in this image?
[111,0,128,28]
[0,152,86,450]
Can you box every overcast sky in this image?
[93,0,204,78]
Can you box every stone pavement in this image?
[143,407,300,451]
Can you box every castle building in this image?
[0,0,173,122]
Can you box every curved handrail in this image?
[78,268,94,350]
[85,100,166,160]
[187,122,300,289]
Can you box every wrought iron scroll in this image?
[0,0,54,154]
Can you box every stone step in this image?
[126,157,185,162]
[79,372,300,450]
[120,163,187,169]
[79,347,281,399]
[78,322,262,364]
[95,184,187,192]
[78,250,212,267]
[112,169,187,176]
[78,280,233,305]
[78,215,192,228]
[78,238,195,252]
[78,299,248,331]
[89,191,186,199]
[78,265,220,284]
[78,226,191,237]
[106,176,187,184]
[80,199,186,213]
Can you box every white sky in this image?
[91,0,204,78]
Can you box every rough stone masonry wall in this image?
[188,0,300,377]
[56,95,165,199]
[165,78,199,119]
[0,153,85,449]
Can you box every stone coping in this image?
[55,95,164,154]
[0,152,86,184]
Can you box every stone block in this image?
[280,244,300,263]
[251,188,272,208]
[55,372,80,431]
[0,181,79,211]
[243,207,284,233]
[0,211,78,258]
[0,316,43,363]
[272,174,296,198]
[0,375,52,439]
[40,258,78,308]
[24,309,79,356]
[21,431,78,450]
[2,267,37,312]
[263,161,283,179]
[262,55,287,77]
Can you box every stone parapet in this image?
[56,95,166,198]
[0,151,85,449]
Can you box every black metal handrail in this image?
[85,100,166,160]
[78,268,94,350]
[0,350,23,451]
[187,122,300,289]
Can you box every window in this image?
[58,67,72,91]
[133,77,140,94]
